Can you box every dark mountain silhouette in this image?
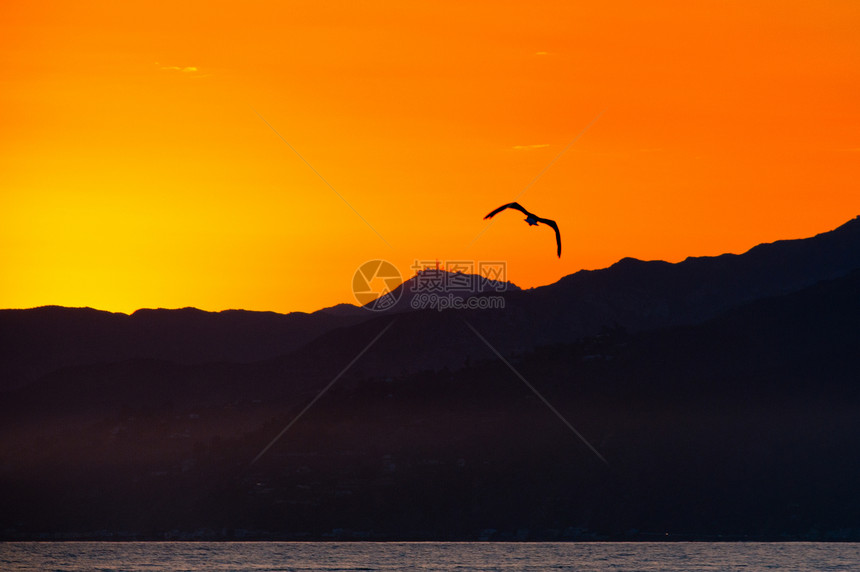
[2,268,858,540]
[316,303,367,317]
[236,269,860,539]
[4,216,858,388]
[504,214,860,345]
[0,305,371,390]
[271,215,860,376]
[1,215,859,540]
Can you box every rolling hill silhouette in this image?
[255,215,860,376]
[0,305,371,391]
[3,216,859,387]
[1,215,859,540]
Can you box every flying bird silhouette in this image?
[484,202,561,257]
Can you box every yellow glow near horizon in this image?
[2,1,859,313]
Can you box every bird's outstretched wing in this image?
[536,216,562,257]
[483,202,530,220]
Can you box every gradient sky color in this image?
[2,1,858,313]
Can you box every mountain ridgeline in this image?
[0,216,859,540]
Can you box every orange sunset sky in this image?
[2,1,858,314]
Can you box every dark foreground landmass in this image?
[1,217,859,541]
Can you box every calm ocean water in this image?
[1,541,859,571]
